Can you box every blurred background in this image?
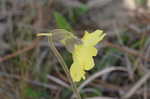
[0,0,150,99]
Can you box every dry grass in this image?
[0,0,150,99]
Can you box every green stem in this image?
[48,37,81,99]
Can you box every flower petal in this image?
[70,30,106,82]
[70,62,85,82]
[82,30,105,46]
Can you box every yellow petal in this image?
[83,57,95,70]
[85,46,97,56]
[70,62,85,82]
[73,46,96,70]
[70,30,106,82]
[73,45,97,59]
[82,30,106,46]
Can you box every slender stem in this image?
[48,37,81,99]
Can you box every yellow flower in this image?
[70,30,106,82]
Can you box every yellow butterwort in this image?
[37,29,105,82]
[70,30,106,82]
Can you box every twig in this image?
[85,96,116,99]
[0,71,58,90]
[47,74,69,88]
[0,39,39,63]
[123,72,150,99]
[87,0,113,8]
[78,67,126,91]
[104,41,150,62]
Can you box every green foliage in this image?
[73,4,89,17]
[82,88,102,98]
[61,88,72,99]
[53,4,88,30]
[25,88,40,98]
[53,11,73,31]
[95,48,123,70]
[131,35,148,49]
[61,50,72,66]
[24,87,48,98]
[135,0,146,5]
[69,4,89,23]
